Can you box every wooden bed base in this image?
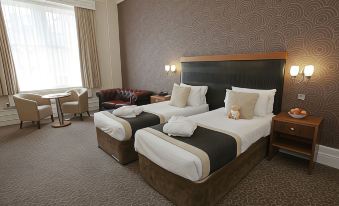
[96,128,138,164]
[138,136,269,206]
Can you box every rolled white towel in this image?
[163,116,197,137]
[112,105,144,118]
[134,106,144,116]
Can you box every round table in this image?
[42,93,71,128]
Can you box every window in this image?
[1,0,82,91]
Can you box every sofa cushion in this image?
[102,100,130,109]
[38,105,53,119]
[61,101,79,113]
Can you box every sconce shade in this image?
[290,65,299,77]
[170,65,176,72]
[304,65,314,77]
[165,65,170,72]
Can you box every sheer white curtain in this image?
[1,0,82,91]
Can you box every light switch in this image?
[297,94,306,100]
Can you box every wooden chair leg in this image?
[80,113,83,121]
[20,121,23,129]
[51,115,54,122]
[37,121,41,129]
[87,111,90,116]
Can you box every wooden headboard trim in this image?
[180,52,287,62]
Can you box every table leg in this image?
[52,98,71,128]
[56,98,63,125]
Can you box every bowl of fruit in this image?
[288,108,308,119]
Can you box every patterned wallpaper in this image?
[118,0,339,149]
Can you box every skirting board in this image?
[0,97,99,127]
[317,145,339,169]
[280,145,339,170]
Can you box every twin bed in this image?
[135,108,274,181]
[94,52,287,205]
[94,101,208,164]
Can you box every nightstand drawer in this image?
[274,121,315,139]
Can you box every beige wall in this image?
[95,0,122,89]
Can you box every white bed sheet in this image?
[94,101,209,141]
[134,108,274,182]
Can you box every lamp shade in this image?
[290,65,299,77]
[165,65,170,72]
[304,65,314,77]
[170,65,176,72]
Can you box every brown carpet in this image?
[0,117,338,206]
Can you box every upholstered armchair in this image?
[13,93,54,129]
[96,88,153,111]
[59,88,89,120]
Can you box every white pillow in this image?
[180,83,208,106]
[169,84,191,108]
[266,92,276,114]
[232,86,276,116]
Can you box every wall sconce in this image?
[304,65,314,79]
[290,65,314,83]
[290,65,300,78]
[165,64,176,75]
[170,65,176,72]
[165,65,170,72]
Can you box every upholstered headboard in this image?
[180,52,286,114]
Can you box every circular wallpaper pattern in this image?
[119,0,339,148]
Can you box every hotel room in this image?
[0,0,338,205]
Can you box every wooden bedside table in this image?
[268,112,323,174]
[150,95,171,103]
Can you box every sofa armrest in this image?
[78,90,89,113]
[96,89,120,101]
[59,90,78,106]
[96,89,120,111]
[13,96,39,121]
[23,93,51,106]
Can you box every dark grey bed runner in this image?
[108,109,161,137]
[150,123,237,174]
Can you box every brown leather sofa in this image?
[96,88,153,111]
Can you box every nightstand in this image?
[268,112,323,174]
[150,95,171,103]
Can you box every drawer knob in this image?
[290,127,295,131]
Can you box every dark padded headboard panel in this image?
[180,52,286,114]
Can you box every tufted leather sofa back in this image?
[96,88,153,111]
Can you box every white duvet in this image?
[134,108,274,182]
[94,101,209,141]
